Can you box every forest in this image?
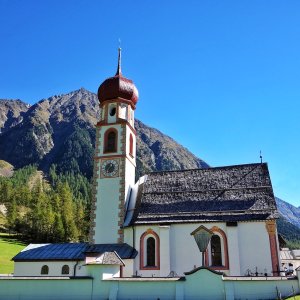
[0,165,91,242]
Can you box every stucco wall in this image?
[0,277,92,300]
[238,222,273,276]
[127,221,275,277]
[14,261,86,277]
[94,176,121,244]
[1,267,299,300]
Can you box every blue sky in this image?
[1,0,300,206]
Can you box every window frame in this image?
[103,128,118,153]
[205,227,229,270]
[140,229,160,270]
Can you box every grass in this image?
[285,296,300,300]
[0,233,26,274]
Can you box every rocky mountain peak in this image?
[0,89,208,178]
[0,99,29,133]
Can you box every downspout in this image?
[74,260,79,277]
[132,225,135,250]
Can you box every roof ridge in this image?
[143,185,272,195]
[147,162,267,175]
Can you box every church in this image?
[2,50,299,300]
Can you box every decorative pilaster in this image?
[89,125,101,243]
[265,220,280,275]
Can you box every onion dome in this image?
[98,48,139,108]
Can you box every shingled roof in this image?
[129,163,278,225]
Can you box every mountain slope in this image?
[0,89,208,178]
[0,99,29,133]
[2,91,300,245]
[276,197,300,228]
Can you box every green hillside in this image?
[0,234,25,274]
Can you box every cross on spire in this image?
[116,47,122,76]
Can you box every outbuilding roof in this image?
[12,243,87,261]
[129,163,278,225]
[85,243,138,259]
[13,243,137,261]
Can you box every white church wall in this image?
[238,222,273,276]
[160,225,171,277]
[14,261,86,277]
[94,176,121,244]
[226,225,241,275]
[124,157,136,203]
[132,221,275,277]
[169,223,229,276]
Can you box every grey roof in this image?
[86,251,124,266]
[13,243,137,261]
[85,243,137,259]
[130,163,278,225]
[13,243,87,261]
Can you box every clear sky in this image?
[1,0,300,206]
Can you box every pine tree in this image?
[7,197,17,231]
[58,183,78,241]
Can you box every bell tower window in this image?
[109,106,116,116]
[104,129,118,153]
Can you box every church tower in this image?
[89,49,138,244]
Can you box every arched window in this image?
[211,235,222,266]
[41,265,49,275]
[140,229,160,270]
[146,237,156,266]
[129,134,134,156]
[62,265,70,275]
[204,226,229,270]
[104,129,117,153]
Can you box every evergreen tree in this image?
[58,183,78,241]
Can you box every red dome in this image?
[98,49,139,107]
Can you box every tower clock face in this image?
[101,159,119,177]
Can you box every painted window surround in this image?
[140,229,160,270]
[103,128,118,153]
[205,226,229,270]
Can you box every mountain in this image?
[0,99,29,133]
[276,197,300,229]
[2,89,300,245]
[0,89,208,179]
[0,160,13,177]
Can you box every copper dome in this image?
[98,49,139,107]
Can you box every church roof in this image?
[129,163,278,225]
[13,243,137,261]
